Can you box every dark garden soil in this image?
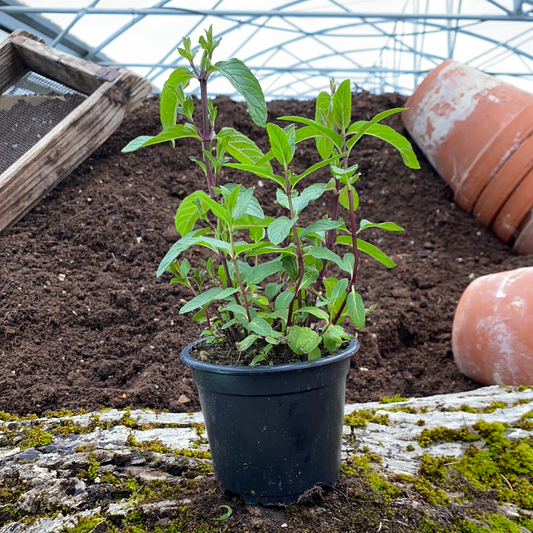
[1,92,531,418]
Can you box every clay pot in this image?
[473,134,533,228]
[514,211,533,255]
[492,167,533,244]
[402,60,533,212]
[452,267,533,386]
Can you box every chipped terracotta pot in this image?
[402,60,533,212]
[452,267,533,386]
[514,210,533,255]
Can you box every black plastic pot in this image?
[180,339,359,505]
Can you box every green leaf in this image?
[322,324,347,352]
[295,307,329,320]
[265,283,283,299]
[251,352,267,365]
[197,237,232,254]
[267,216,297,245]
[278,116,343,150]
[217,128,272,172]
[122,123,200,152]
[287,326,320,355]
[338,187,358,211]
[267,123,294,167]
[247,316,273,337]
[160,67,194,127]
[346,108,407,150]
[275,290,294,311]
[291,152,345,186]
[349,122,420,169]
[236,334,259,352]
[331,278,348,300]
[242,259,282,285]
[300,265,319,289]
[194,191,231,224]
[300,220,343,239]
[224,163,285,187]
[215,505,233,521]
[315,90,334,159]
[308,347,321,361]
[306,246,350,273]
[332,79,352,132]
[232,186,254,221]
[357,239,396,268]
[175,191,204,236]
[180,287,238,314]
[214,59,267,128]
[358,219,404,233]
[346,290,365,329]
[157,228,208,277]
[292,183,327,214]
[249,225,264,243]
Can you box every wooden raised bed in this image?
[0,29,152,234]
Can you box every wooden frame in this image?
[0,29,152,234]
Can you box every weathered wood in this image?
[9,29,117,95]
[0,36,26,94]
[0,63,151,233]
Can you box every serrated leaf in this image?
[333,79,352,132]
[122,123,200,153]
[300,265,319,290]
[278,116,343,149]
[287,326,320,355]
[322,324,346,352]
[247,316,273,337]
[346,108,407,150]
[267,123,294,167]
[306,246,350,273]
[232,186,254,221]
[346,290,365,329]
[265,283,283,299]
[267,216,297,245]
[300,220,343,239]
[295,307,329,320]
[157,228,208,277]
[308,347,321,361]
[180,287,238,314]
[357,239,396,268]
[175,191,203,236]
[217,128,272,172]
[292,183,327,213]
[358,219,404,232]
[331,278,349,300]
[348,121,419,169]
[236,334,259,352]
[214,59,267,128]
[242,259,282,285]
[275,290,294,311]
[224,163,285,187]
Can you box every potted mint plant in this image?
[123,27,419,505]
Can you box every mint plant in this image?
[123,27,420,365]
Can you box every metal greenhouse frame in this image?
[1,0,532,98]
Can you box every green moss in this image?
[344,409,390,428]
[417,426,480,448]
[20,425,54,449]
[406,444,415,452]
[517,386,533,392]
[416,419,426,426]
[419,455,448,482]
[61,515,105,532]
[75,444,96,453]
[482,401,507,413]
[378,394,407,404]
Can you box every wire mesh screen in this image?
[0,71,87,175]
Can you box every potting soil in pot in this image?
[1,92,531,417]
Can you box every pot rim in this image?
[180,338,359,375]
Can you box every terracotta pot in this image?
[492,167,533,244]
[402,60,533,211]
[473,134,533,227]
[452,267,533,386]
[514,210,533,255]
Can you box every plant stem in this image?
[229,232,252,322]
[333,184,359,325]
[285,173,306,328]
[198,76,216,198]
